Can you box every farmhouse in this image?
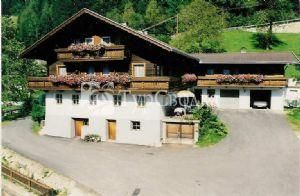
[22,8,299,146]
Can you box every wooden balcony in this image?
[130,77,179,91]
[55,45,125,62]
[197,75,287,88]
[28,76,179,91]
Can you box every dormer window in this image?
[102,36,111,45]
[85,38,94,45]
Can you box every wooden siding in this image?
[197,75,287,88]
[130,54,156,77]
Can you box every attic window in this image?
[85,38,94,45]
[102,36,111,45]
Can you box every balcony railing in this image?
[197,75,287,87]
[55,45,125,61]
[28,76,179,91]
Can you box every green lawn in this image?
[222,30,300,57]
[286,108,300,131]
[222,30,300,78]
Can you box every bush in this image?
[192,104,228,146]
[83,134,101,142]
[31,103,45,124]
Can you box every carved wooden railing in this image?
[28,76,179,91]
[197,75,287,87]
[55,45,125,61]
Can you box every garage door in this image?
[219,89,239,109]
[166,123,194,139]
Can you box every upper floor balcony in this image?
[55,44,125,62]
[27,75,179,92]
[197,74,287,88]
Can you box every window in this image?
[207,89,215,98]
[83,119,89,125]
[220,90,239,98]
[131,121,141,131]
[113,95,122,106]
[223,69,230,75]
[56,94,62,104]
[207,69,214,75]
[90,94,97,105]
[103,65,110,75]
[58,66,67,76]
[133,63,145,77]
[137,95,146,107]
[72,94,80,105]
[85,38,94,45]
[102,36,111,45]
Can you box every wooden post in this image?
[176,14,179,34]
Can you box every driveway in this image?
[2,110,300,196]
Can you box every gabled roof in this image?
[192,52,300,64]
[20,8,198,61]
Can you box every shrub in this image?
[83,134,101,142]
[31,103,45,124]
[192,104,228,146]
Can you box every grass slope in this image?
[286,108,300,131]
[222,30,300,57]
[222,30,300,78]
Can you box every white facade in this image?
[201,87,285,111]
[43,91,168,146]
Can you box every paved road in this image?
[2,110,300,196]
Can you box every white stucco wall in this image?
[201,87,285,111]
[43,91,166,146]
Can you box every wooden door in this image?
[108,120,116,140]
[167,123,194,139]
[75,120,84,136]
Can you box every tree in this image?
[253,0,295,49]
[170,0,227,53]
[145,0,165,25]
[2,16,46,102]
[122,1,145,29]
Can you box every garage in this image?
[162,119,199,145]
[219,89,240,109]
[166,123,194,139]
[250,90,271,109]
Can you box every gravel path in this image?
[2,110,300,196]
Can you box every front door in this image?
[74,120,84,136]
[108,120,116,140]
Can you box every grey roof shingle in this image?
[192,52,300,64]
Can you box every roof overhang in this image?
[20,8,198,62]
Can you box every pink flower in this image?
[182,73,197,83]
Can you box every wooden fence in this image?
[2,165,55,196]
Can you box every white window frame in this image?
[72,94,80,105]
[131,121,141,131]
[85,37,94,45]
[137,95,146,107]
[132,63,146,77]
[101,36,111,45]
[90,94,97,105]
[113,94,122,106]
[56,94,63,104]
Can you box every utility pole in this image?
[176,14,179,34]
[142,15,179,34]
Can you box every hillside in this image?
[222,30,300,57]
